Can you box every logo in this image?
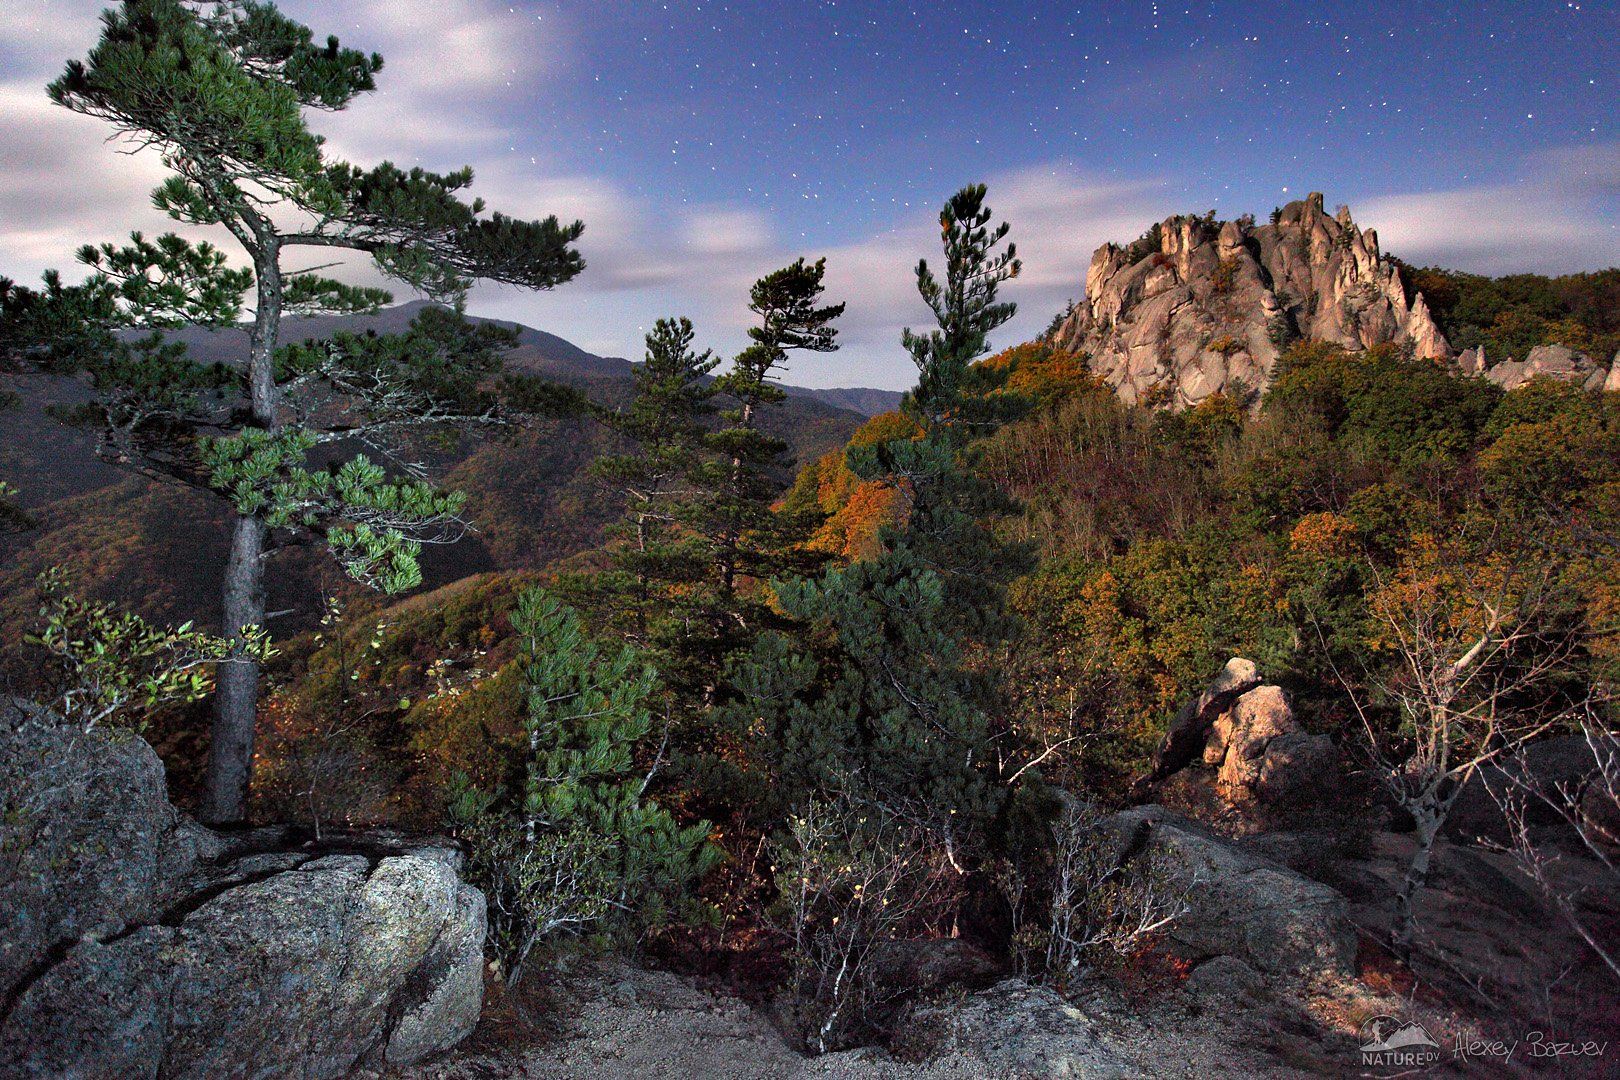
[1360,1015,1442,1070]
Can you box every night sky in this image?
[3,1,1618,388]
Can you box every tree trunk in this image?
[201,230,281,824]
[720,397,755,597]
[1392,802,1441,959]
[200,513,268,823]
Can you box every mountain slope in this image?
[790,386,904,417]
[0,304,877,644]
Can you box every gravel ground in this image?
[394,959,1348,1079]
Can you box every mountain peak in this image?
[1050,195,1450,407]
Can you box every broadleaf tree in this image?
[0,0,585,822]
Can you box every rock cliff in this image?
[0,698,486,1078]
[1460,342,1618,392]
[1050,193,1451,405]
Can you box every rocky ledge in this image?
[1050,195,1620,407]
[0,698,486,1078]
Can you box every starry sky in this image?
[3,1,1618,389]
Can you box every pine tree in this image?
[0,0,584,822]
[857,183,1030,632]
[732,186,1030,866]
[574,317,719,681]
[449,587,720,981]
[701,259,845,615]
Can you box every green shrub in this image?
[449,587,719,982]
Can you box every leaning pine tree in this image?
[701,259,845,626]
[734,184,1032,867]
[0,0,585,822]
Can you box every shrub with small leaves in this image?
[28,568,273,731]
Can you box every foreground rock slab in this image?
[0,698,485,1078]
[402,960,1334,1080]
[905,980,1136,1079]
[1099,805,1358,988]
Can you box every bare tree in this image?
[1327,532,1590,957]
[1485,711,1620,984]
[998,800,1196,984]
[769,794,961,1054]
[1041,802,1196,981]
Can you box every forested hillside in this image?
[0,303,872,666]
[1398,262,1620,361]
[4,3,1618,1077]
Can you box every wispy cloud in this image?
[303,0,573,162]
[0,0,104,61]
[0,81,175,273]
[1360,142,1620,274]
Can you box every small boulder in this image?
[1255,731,1338,807]
[1184,955,1267,1004]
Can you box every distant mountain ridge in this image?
[160,300,902,416]
[796,385,904,417]
[0,302,881,643]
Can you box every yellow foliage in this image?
[977,341,1099,403]
[1289,512,1358,559]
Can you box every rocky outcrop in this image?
[0,698,217,1004]
[0,699,485,1078]
[1442,734,1612,846]
[1205,685,1336,808]
[1134,660,1337,811]
[1131,658,1261,798]
[1478,343,1612,392]
[1052,194,1451,406]
[1099,805,1357,987]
